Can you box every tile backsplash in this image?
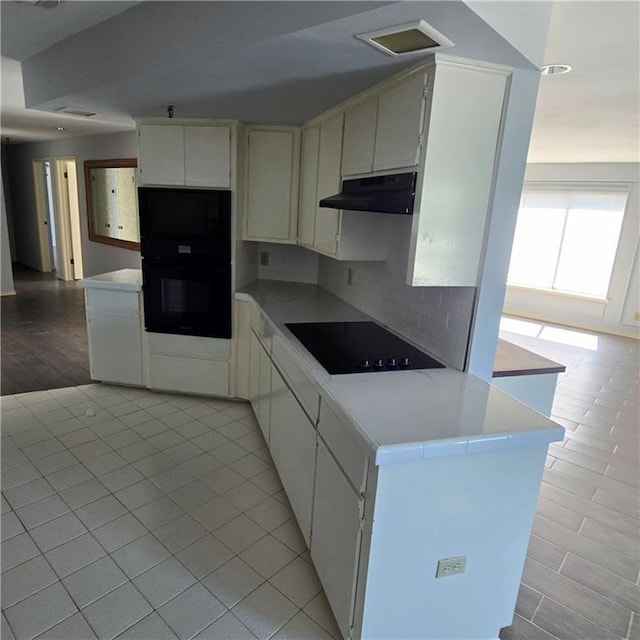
[258,243,319,284]
[317,216,475,370]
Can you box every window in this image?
[507,185,628,299]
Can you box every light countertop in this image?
[79,269,142,292]
[237,280,564,465]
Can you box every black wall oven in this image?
[139,187,232,339]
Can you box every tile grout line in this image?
[2,385,324,640]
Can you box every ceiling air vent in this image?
[357,20,453,57]
[54,106,98,117]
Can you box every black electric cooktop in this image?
[285,321,445,375]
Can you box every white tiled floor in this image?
[1,385,340,640]
[3,321,638,640]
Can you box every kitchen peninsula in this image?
[81,272,564,640]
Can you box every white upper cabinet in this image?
[313,113,344,256]
[407,61,508,287]
[373,72,428,172]
[184,126,231,188]
[243,127,299,243]
[339,72,427,177]
[298,125,320,248]
[138,124,185,186]
[341,98,378,176]
[298,115,389,262]
[137,123,231,188]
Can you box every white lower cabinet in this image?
[269,366,317,545]
[87,311,143,385]
[146,333,230,397]
[85,289,143,386]
[311,438,364,640]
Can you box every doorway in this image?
[31,157,83,281]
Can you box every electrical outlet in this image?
[436,555,467,578]
[259,251,269,267]
[347,267,354,285]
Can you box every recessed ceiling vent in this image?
[54,106,97,118]
[357,20,453,57]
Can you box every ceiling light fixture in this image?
[357,20,453,57]
[541,64,572,76]
[56,127,65,131]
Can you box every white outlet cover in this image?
[436,555,467,578]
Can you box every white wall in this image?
[503,163,640,338]
[1,178,16,295]
[5,131,141,278]
[317,216,475,370]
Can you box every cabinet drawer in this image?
[272,334,319,424]
[147,354,229,396]
[85,289,140,313]
[147,333,230,360]
[318,399,368,493]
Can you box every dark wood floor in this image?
[1,265,92,396]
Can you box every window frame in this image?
[506,181,630,302]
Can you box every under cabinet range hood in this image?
[319,171,417,215]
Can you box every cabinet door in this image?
[87,311,143,385]
[257,341,272,444]
[138,125,185,185]
[407,64,507,286]
[311,439,363,639]
[249,331,271,443]
[184,126,231,188]
[269,366,316,545]
[244,129,297,242]
[249,331,261,415]
[342,97,378,176]
[297,126,320,248]
[373,72,427,172]
[314,114,343,255]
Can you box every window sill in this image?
[506,284,609,304]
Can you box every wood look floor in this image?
[1,265,91,396]
[498,318,639,640]
[1,266,638,639]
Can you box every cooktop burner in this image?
[285,321,445,375]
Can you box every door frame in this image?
[31,159,53,272]
[52,157,83,280]
[31,156,83,280]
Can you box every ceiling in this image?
[1,1,638,163]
